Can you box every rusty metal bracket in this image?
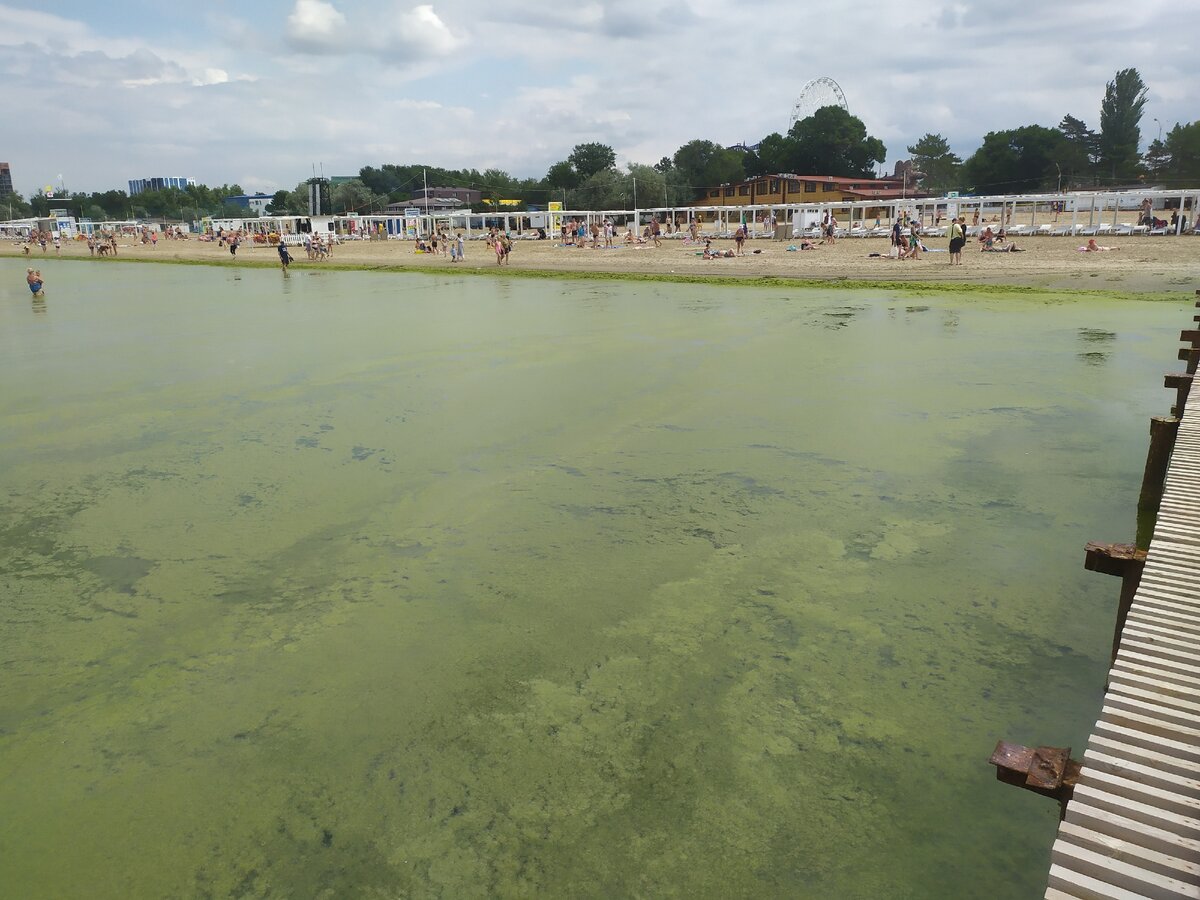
[988,740,1082,819]
[1084,541,1147,664]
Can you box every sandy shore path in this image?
[7,233,1198,295]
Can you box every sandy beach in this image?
[7,231,1198,296]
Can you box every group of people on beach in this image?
[414,229,467,262]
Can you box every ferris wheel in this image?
[789,77,848,128]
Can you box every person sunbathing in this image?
[1078,239,1117,252]
[982,242,1025,252]
[702,240,735,259]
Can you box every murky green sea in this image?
[0,259,1186,898]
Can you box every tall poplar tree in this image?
[1098,68,1148,182]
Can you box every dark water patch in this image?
[351,446,377,461]
[746,443,850,466]
[820,307,865,328]
[79,555,155,595]
[1077,328,1116,343]
[1077,351,1109,366]
[548,464,585,477]
[718,473,784,497]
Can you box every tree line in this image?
[5,68,1194,222]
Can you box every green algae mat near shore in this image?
[0,260,1187,897]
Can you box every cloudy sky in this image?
[1,0,1193,196]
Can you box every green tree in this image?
[568,142,616,179]
[1163,121,1200,184]
[962,125,1067,193]
[1144,138,1170,180]
[788,106,886,177]
[286,182,310,215]
[572,168,625,210]
[1098,67,1148,182]
[1058,114,1099,187]
[906,133,962,193]
[672,140,744,194]
[331,179,375,214]
[627,163,668,209]
[745,134,789,179]
[2,191,34,218]
[265,190,292,215]
[545,160,579,191]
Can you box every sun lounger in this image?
[1131,224,1149,235]
[1036,224,1054,236]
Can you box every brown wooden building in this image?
[693,173,922,207]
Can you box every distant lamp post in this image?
[1154,117,1162,143]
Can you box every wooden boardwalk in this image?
[1046,320,1200,898]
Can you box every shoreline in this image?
[6,233,1198,299]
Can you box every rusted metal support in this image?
[1136,416,1181,548]
[1176,346,1200,375]
[1166,372,1193,417]
[988,740,1082,820]
[1084,541,1148,662]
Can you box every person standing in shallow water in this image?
[277,240,292,271]
[26,267,45,296]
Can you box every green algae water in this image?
[0,259,1187,898]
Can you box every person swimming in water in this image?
[26,267,45,296]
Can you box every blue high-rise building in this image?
[128,176,196,195]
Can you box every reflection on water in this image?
[1077,326,1117,365]
[0,260,1187,898]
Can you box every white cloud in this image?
[0,0,1193,194]
[283,0,464,61]
[285,0,349,51]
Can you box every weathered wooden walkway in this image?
[1045,310,1200,898]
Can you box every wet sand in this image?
[7,230,1199,295]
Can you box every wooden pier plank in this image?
[1049,357,1200,898]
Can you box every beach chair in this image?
[1149,226,1167,236]
[1036,224,1054,236]
[1113,224,1133,236]
[1077,224,1098,236]
[1131,224,1150,235]
[1007,225,1031,237]
[1096,223,1113,235]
